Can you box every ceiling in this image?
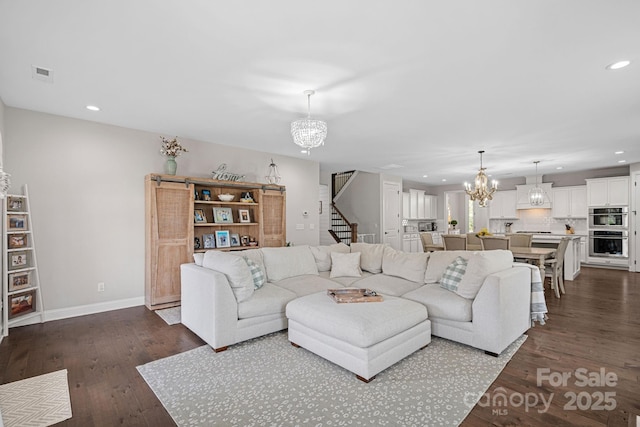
[1,1,639,186]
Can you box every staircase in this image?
[328,171,358,245]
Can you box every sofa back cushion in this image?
[382,246,429,283]
[456,250,514,299]
[424,251,474,283]
[262,246,319,282]
[202,250,254,302]
[309,243,351,271]
[350,243,385,273]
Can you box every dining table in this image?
[509,246,557,277]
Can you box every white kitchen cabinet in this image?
[586,177,629,206]
[552,186,587,218]
[402,233,421,252]
[424,195,437,219]
[580,237,587,264]
[489,190,518,219]
[409,189,423,219]
[403,192,410,219]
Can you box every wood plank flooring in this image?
[0,266,638,426]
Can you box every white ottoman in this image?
[286,291,431,382]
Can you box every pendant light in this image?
[464,150,498,207]
[290,90,327,154]
[529,161,545,206]
[265,158,281,184]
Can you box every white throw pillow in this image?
[310,243,351,272]
[350,243,385,273]
[456,250,514,299]
[261,246,319,282]
[424,250,474,283]
[330,252,362,278]
[382,246,429,283]
[440,257,469,292]
[193,252,204,266]
[202,250,254,302]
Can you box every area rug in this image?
[0,369,72,427]
[155,306,181,325]
[138,332,526,426]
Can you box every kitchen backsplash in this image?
[489,209,587,235]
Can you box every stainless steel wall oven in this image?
[589,207,628,229]
[588,230,628,259]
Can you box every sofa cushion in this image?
[262,246,318,282]
[244,258,266,289]
[310,243,351,271]
[424,250,474,283]
[271,274,343,297]
[402,284,473,322]
[202,250,254,302]
[440,256,468,292]
[318,270,374,287]
[456,250,514,299]
[237,283,297,319]
[237,248,267,281]
[330,252,362,278]
[355,274,423,297]
[350,243,385,273]
[382,246,428,283]
[193,252,204,266]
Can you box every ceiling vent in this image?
[31,65,54,83]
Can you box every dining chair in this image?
[545,237,570,298]
[442,234,467,250]
[507,233,533,248]
[466,232,482,246]
[480,236,511,250]
[420,232,444,252]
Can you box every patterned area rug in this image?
[138,331,526,426]
[155,307,181,325]
[0,369,72,427]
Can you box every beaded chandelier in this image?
[290,90,327,154]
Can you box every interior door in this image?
[383,181,401,249]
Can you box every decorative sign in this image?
[211,164,245,182]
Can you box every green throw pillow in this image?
[440,256,468,292]
[244,257,266,289]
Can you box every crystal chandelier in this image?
[291,90,327,154]
[529,161,545,206]
[464,150,497,208]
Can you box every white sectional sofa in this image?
[181,243,532,356]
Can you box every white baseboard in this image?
[10,297,145,327]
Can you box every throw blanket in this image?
[514,262,548,325]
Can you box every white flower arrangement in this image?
[160,136,188,158]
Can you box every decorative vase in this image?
[165,156,177,175]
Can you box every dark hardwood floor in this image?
[0,266,638,426]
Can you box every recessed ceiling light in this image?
[300,150,307,154]
[556,166,563,170]
[615,151,624,154]
[441,178,447,182]
[618,160,626,163]
[86,105,100,111]
[422,175,428,178]
[606,60,631,70]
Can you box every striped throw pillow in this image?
[440,256,468,292]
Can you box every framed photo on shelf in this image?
[194,209,207,223]
[8,233,27,249]
[9,271,31,292]
[215,230,231,248]
[7,196,24,212]
[9,290,36,319]
[201,189,212,201]
[241,235,250,246]
[240,192,254,203]
[213,207,233,224]
[230,233,241,247]
[9,251,28,270]
[7,214,27,231]
[238,209,251,223]
[203,233,216,249]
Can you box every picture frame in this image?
[9,271,31,292]
[7,214,27,231]
[203,233,216,249]
[213,207,233,224]
[194,209,207,223]
[9,290,36,319]
[201,189,212,201]
[230,233,241,247]
[194,237,201,249]
[8,233,28,249]
[241,235,250,246]
[9,251,28,270]
[215,230,230,248]
[238,209,251,223]
[7,196,24,212]
[240,191,254,203]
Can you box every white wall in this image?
[335,172,381,237]
[4,107,319,314]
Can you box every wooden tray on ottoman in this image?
[327,288,383,303]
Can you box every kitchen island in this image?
[530,234,584,281]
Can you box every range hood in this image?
[516,177,553,209]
